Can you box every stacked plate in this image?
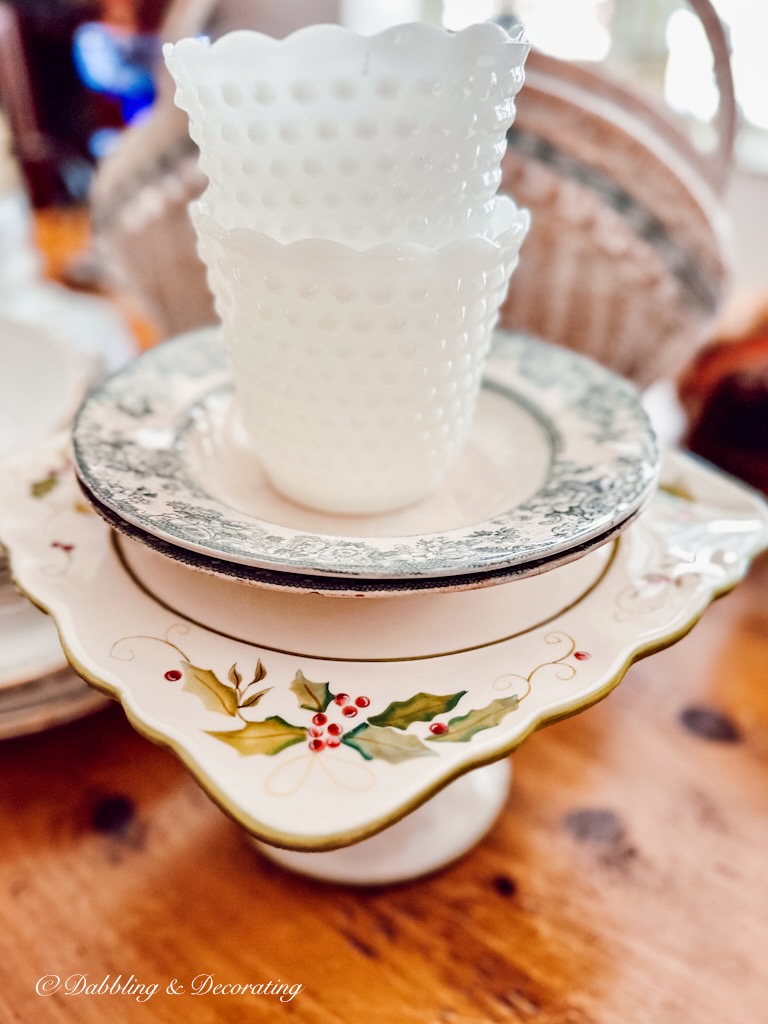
[0,315,109,738]
[3,22,767,881]
[5,321,768,881]
[71,326,659,597]
[46,25,662,869]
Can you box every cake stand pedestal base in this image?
[252,759,512,885]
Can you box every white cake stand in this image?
[1,434,765,882]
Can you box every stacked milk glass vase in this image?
[165,23,530,515]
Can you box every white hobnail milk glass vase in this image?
[167,22,531,515]
[164,22,529,248]
[192,195,529,515]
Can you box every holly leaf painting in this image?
[207,716,306,756]
[289,670,333,713]
[342,724,436,763]
[426,695,520,743]
[659,480,694,502]
[239,687,270,709]
[181,662,239,716]
[227,663,242,688]
[251,659,267,684]
[30,473,58,499]
[367,690,466,730]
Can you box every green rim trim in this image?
[9,560,746,853]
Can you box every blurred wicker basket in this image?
[93,0,736,387]
[499,0,736,387]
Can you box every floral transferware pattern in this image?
[71,328,658,580]
[78,474,641,597]
[0,437,765,848]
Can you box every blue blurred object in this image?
[72,22,158,123]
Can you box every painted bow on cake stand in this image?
[1,326,767,884]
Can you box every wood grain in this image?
[1,554,766,1024]
[6,207,764,1022]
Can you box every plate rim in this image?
[72,328,659,581]
[4,440,767,850]
[78,474,646,596]
[0,312,91,462]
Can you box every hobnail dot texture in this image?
[164,23,529,247]
[192,196,529,515]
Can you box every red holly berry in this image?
[309,726,324,737]
[574,651,591,661]
[308,738,326,752]
[355,695,370,708]
[342,706,358,718]
[334,693,350,706]
[164,670,182,681]
[429,722,448,735]
[327,723,342,736]
[312,712,328,726]
[327,738,341,748]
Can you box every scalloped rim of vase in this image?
[190,193,530,259]
[163,22,530,87]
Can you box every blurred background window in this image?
[0,0,172,204]
[341,0,768,172]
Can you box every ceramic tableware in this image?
[76,480,641,597]
[3,435,765,879]
[0,596,68,688]
[72,328,658,583]
[0,315,90,462]
[0,667,108,741]
[0,314,117,737]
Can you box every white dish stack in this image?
[164,23,531,515]
[0,317,109,738]
[0,113,135,739]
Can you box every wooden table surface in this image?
[0,557,765,1024]
[2,211,766,1023]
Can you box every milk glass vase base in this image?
[192,196,529,515]
[169,21,531,515]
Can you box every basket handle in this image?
[679,0,736,192]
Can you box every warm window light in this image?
[341,0,768,141]
[339,0,428,32]
[443,0,612,60]
[714,0,768,131]
[664,8,718,122]
[665,2,768,133]
[441,0,499,30]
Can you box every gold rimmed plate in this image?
[1,436,765,849]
